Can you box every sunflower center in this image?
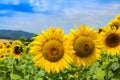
[105,33,119,48]
[43,40,64,62]
[51,48,59,56]
[74,36,95,58]
[14,46,22,55]
[83,44,89,51]
[1,55,4,58]
[7,45,10,48]
[0,45,2,49]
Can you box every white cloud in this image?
[0,10,11,14]
[0,0,120,33]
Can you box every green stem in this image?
[105,55,109,80]
[11,61,14,74]
[78,65,83,80]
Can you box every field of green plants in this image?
[1,52,120,80]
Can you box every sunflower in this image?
[5,42,11,54]
[108,14,120,29]
[10,40,23,59]
[69,25,102,67]
[108,19,120,29]
[30,27,73,74]
[0,53,6,61]
[0,41,5,53]
[12,40,22,45]
[100,26,120,56]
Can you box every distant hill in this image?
[0,30,34,39]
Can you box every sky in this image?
[0,0,120,33]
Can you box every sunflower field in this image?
[0,14,120,80]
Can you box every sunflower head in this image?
[108,14,120,30]
[0,54,6,61]
[31,27,73,74]
[43,40,64,62]
[74,36,95,58]
[12,40,22,46]
[0,42,5,53]
[14,45,23,55]
[100,26,120,56]
[5,42,11,54]
[69,25,102,67]
[108,19,120,30]
[11,40,23,59]
[6,42,11,48]
[105,33,119,48]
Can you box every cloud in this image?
[0,0,120,33]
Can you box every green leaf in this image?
[108,71,114,79]
[10,73,21,80]
[0,71,6,77]
[96,71,105,80]
[14,69,24,79]
[36,78,43,80]
[0,66,9,71]
[111,63,119,71]
[110,57,118,62]
[102,61,109,69]
[2,77,10,80]
[38,70,45,77]
[95,67,105,80]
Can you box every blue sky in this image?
[0,0,120,33]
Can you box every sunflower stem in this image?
[11,60,14,74]
[15,59,18,65]
[105,55,109,80]
[78,65,83,80]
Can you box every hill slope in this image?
[0,30,34,39]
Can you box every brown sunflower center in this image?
[7,45,10,48]
[83,44,89,51]
[14,46,22,55]
[74,36,95,58]
[43,40,64,62]
[0,55,4,58]
[105,33,119,48]
[0,45,3,49]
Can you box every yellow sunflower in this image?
[0,53,6,61]
[108,14,120,29]
[12,40,22,45]
[0,41,5,53]
[108,19,120,29]
[30,27,73,74]
[100,26,120,56]
[69,25,102,67]
[5,42,11,54]
[10,40,23,59]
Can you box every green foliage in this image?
[1,46,120,80]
